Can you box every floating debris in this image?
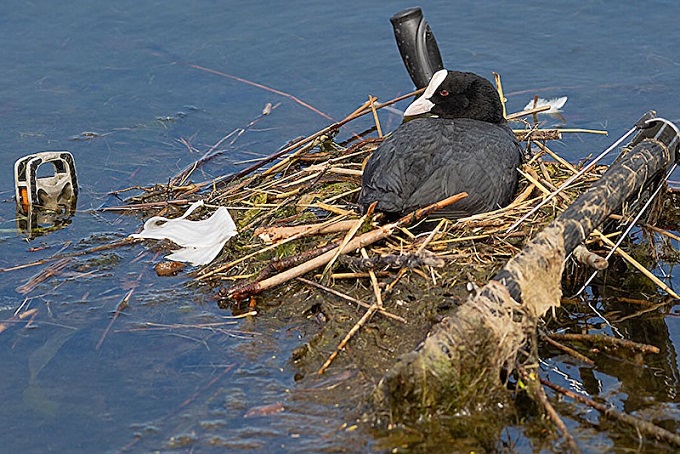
[154,261,186,276]
[523,96,568,114]
[131,200,238,265]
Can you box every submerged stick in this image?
[189,64,333,121]
[542,379,680,448]
[520,368,582,454]
[0,306,38,335]
[15,258,72,294]
[172,102,281,186]
[96,289,133,351]
[1,237,139,275]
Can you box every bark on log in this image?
[373,115,679,423]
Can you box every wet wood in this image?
[541,333,595,366]
[542,378,680,448]
[549,332,660,355]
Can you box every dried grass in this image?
[121,83,674,380]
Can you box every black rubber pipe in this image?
[390,7,445,89]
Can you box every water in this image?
[1,1,680,452]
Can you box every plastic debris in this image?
[131,201,237,266]
[14,151,79,238]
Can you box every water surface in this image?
[1,1,680,452]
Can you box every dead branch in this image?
[520,367,582,453]
[255,220,360,243]
[542,379,680,448]
[541,332,595,366]
[548,333,660,355]
[251,243,339,282]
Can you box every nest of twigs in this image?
[116,84,680,450]
[122,87,618,378]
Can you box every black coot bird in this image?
[358,69,522,218]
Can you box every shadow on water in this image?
[2,1,680,452]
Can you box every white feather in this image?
[523,96,568,113]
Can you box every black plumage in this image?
[358,69,522,218]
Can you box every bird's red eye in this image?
[440,89,449,96]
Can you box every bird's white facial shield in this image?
[403,69,447,117]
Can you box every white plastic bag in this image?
[131,201,237,265]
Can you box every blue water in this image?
[1,1,680,452]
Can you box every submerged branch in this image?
[542,379,680,448]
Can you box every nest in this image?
[122,90,615,378]
[116,87,680,449]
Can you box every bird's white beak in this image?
[403,68,447,118]
[403,95,435,117]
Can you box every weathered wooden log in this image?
[373,115,679,422]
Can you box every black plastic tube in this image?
[390,7,444,89]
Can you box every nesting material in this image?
[122,88,678,433]
[375,121,677,422]
[375,279,527,418]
